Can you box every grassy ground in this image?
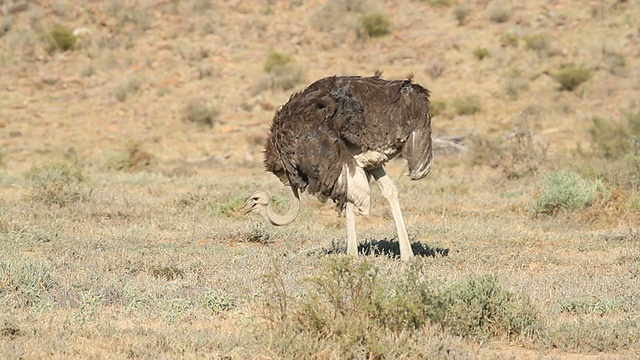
[1,0,640,358]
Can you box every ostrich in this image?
[244,73,433,261]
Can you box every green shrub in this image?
[453,6,470,25]
[200,289,237,314]
[256,51,305,93]
[500,32,519,47]
[530,171,607,215]
[473,46,491,60]
[113,77,142,102]
[264,51,294,73]
[430,100,447,117]
[0,257,55,307]
[589,116,634,159]
[524,34,548,52]
[436,274,540,340]
[452,95,481,116]
[183,97,218,126]
[359,12,391,38]
[0,16,12,37]
[23,161,88,206]
[45,25,77,53]
[504,77,529,100]
[552,64,591,91]
[488,4,510,23]
[262,258,540,357]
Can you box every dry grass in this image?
[1,0,640,358]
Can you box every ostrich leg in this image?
[371,167,414,261]
[345,202,358,256]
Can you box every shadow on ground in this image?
[314,238,449,259]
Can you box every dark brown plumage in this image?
[264,73,433,210]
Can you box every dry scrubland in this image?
[1,0,640,358]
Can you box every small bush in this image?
[530,171,607,216]
[500,32,519,47]
[552,64,591,91]
[524,34,548,52]
[606,53,626,75]
[473,46,491,60]
[0,16,12,37]
[359,12,391,38]
[45,25,77,53]
[200,289,237,314]
[430,100,447,117]
[183,97,218,126]
[504,77,529,100]
[255,53,304,93]
[452,95,481,116]
[113,77,142,102]
[453,6,470,24]
[23,161,89,206]
[589,116,635,159]
[468,129,547,179]
[488,4,511,23]
[424,60,446,79]
[106,142,157,172]
[263,51,294,73]
[437,274,540,340]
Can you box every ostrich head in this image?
[243,188,300,226]
[243,191,270,216]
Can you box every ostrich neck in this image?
[264,187,300,226]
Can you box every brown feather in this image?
[263,74,432,211]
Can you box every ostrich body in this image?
[245,73,433,261]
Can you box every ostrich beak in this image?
[241,198,255,215]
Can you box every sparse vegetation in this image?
[425,0,452,7]
[473,46,491,60]
[0,16,12,37]
[255,51,305,93]
[359,12,391,38]
[551,64,592,91]
[524,34,549,52]
[530,171,607,216]
[452,95,481,115]
[424,60,446,79]
[183,97,218,126]
[45,24,77,53]
[113,77,142,102]
[453,6,471,25]
[263,51,294,73]
[430,100,447,117]
[22,161,89,206]
[488,3,511,23]
[500,32,519,47]
[261,259,540,358]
